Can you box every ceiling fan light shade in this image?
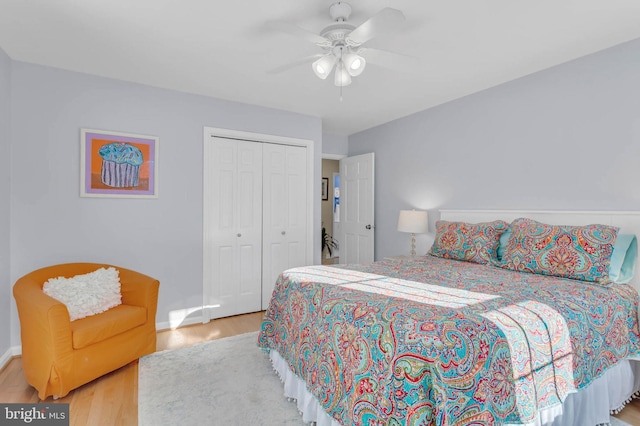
[342,52,366,76]
[312,54,336,79]
[334,63,352,87]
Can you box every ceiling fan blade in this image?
[267,20,332,47]
[266,54,323,74]
[359,48,419,70]
[346,8,406,45]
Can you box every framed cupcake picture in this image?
[80,128,159,198]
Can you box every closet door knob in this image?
[281,231,286,235]
[237,233,242,237]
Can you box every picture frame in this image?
[80,128,159,198]
[322,177,329,201]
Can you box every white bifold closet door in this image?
[204,137,263,319]
[262,144,307,308]
[204,136,308,320]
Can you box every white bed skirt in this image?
[269,350,640,426]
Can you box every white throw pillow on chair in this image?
[43,267,122,321]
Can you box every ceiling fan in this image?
[268,2,411,88]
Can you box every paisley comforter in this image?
[258,256,640,425]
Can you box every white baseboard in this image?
[0,345,22,370]
[156,314,205,332]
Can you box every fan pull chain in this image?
[338,57,344,101]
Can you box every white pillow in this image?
[43,267,122,321]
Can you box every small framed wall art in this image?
[322,177,329,201]
[80,128,159,198]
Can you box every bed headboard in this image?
[440,209,640,293]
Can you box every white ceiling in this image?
[1,1,640,135]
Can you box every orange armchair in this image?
[13,263,159,400]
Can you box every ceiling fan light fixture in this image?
[312,55,336,79]
[271,2,408,94]
[342,52,366,77]
[334,62,352,87]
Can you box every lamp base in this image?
[410,233,416,257]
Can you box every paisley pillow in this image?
[428,220,509,264]
[497,217,618,284]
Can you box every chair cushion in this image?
[71,305,147,349]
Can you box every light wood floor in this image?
[0,311,265,426]
[1,310,639,425]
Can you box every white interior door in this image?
[262,144,307,308]
[203,137,263,319]
[339,153,375,264]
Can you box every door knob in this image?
[365,224,372,230]
[237,233,242,237]
[281,231,286,235]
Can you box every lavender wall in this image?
[9,62,322,345]
[0,48,11,357]
[322,132,348,156]
[349,38,640,260]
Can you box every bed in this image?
[258,210,640,425]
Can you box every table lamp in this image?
[397,210,429,256]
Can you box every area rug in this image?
[138,332,303,425]
[139,331,632,426]
[611,418,632,426]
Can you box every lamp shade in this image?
[312,54,337,80]
[334,62,352,87]
[397,210,429,234]
[342,52,366,77]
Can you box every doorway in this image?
[321,151,375,265]
[321,158,339,264]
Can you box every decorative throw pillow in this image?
[497,218,619,284]
[428,220,509,264]
[496,226,512,262]
[609,234,638,284]
[43,267,122,321]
